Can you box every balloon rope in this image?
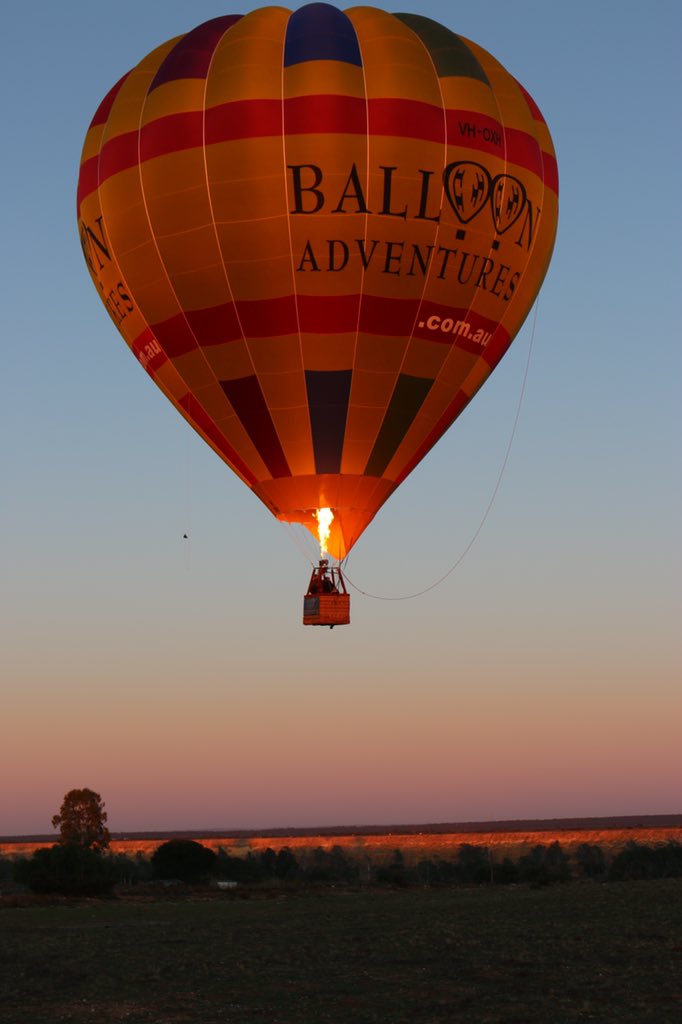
[344,301,540,601]
[281,521,318,567]
[183,424,192,571]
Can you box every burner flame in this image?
[314,508,334,558]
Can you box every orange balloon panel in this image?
[77,4,558,559]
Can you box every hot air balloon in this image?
[77,3,558,626]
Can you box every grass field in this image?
[2,879,681,1023]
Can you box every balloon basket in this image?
[303,560,350,628]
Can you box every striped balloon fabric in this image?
[78,3,558,559]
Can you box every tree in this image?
[151,839,216,883]
[575,843,607,880]
[14,843,116,896]
[329,845,357,883]
[517,842,571,886]
[455,844,491,884]
[274,846,300,881]
[51,788,110,851]
[607,841,682,882]
[259,847,278,878]
[376,849,409,886]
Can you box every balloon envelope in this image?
[78,3,558,558]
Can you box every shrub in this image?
[151,840,217,883]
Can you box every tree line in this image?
[4,836,682,896]
[2,789,681,896]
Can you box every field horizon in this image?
[4,811,681,845]
[3,813,681,863]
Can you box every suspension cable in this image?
[280,520,318,568]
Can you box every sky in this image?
[2,1,680,837]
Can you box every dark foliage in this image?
[109,852,153,886]
[8,836,682,901]
[491,857,520,884]
[376,849,409,886]
[12,843,116,896]
[0,854,15,882]
[274,846,300,880]
[455,843,492,883]
[151,840,217,883]
[306,845,359,883]
[259,847,278,877]
[575,842,607,879]
[517,842,571,886]
[609,841,682,881]
[215,849,266,883]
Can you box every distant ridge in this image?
[3,813,681,844]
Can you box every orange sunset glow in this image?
[4,825,681,866]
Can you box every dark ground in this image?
[1,879,681,1023]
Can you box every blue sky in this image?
[1,1,680,835]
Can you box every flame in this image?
[314,507,334,557]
